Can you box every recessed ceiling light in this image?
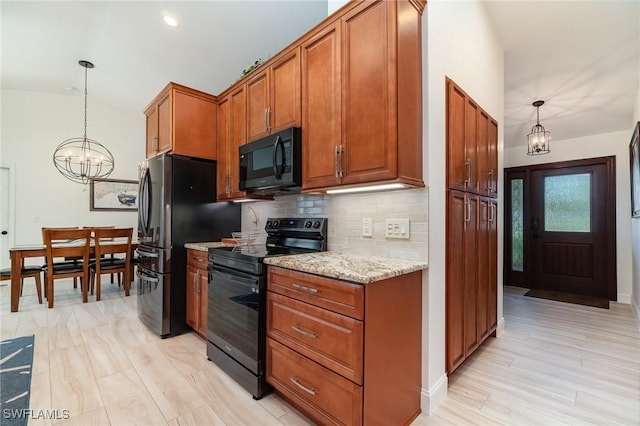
[163,15,178,27]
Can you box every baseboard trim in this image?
[496,316,505,337]
[632,297,640,331]
[420,374,448,415]
[617,293,631,304]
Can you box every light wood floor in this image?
[1,281,639,425]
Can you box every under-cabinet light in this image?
[326,183,409,195]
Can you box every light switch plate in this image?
[362,217,373,237]
[385,218,410,239]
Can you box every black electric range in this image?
[206,217,327,399]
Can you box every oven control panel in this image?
[265,217,326,234]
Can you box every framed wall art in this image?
[90,178,138,211]
[630,121,640,218]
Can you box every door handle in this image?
[1,231,7,235]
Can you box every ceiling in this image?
[2,1,639,149]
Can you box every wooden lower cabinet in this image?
[186,249,209,338]
[266,266,422,425]
[446,190,497,374]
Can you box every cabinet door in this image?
[217,96,232,199]
[341,0,396,185]
[446,80,467,191]
[246,71,270,142]
[197,268,209,336]
[488,119,498,198]
[230,86,247,198]
[145,106,158,158]
[270,49,300,134]
[477,110,490,196]
[464,98,479,193]
[186,265,199,330]
[173,90,217,160]
[157,92,172,154]
[488,199,498,331]
[477,197,491,342]
[464,193,479,355]
[446,190,466,373]
[301,23,342,190]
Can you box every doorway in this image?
[504,157,617,300]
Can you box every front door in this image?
[504,157,616,300]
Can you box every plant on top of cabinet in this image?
[144,82,218,160]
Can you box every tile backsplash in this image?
[241,187,428,263]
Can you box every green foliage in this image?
[240,59,264,79]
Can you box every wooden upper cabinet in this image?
[217,95,232,199]
[301,22,342,190]
[342,0,395,185]
[488,119,498,197]
[302,0,424,191]
[446,77,498,198]
[144,82,217,160]
[246,49,301,143]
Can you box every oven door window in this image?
[208,266,262,372]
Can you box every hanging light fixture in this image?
[526,100,551,155]
[53,60,114,184]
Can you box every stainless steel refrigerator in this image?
[137,153,240,337]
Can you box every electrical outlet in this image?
[362,217,373,237]
[385,218,410,239]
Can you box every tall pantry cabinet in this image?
[446,78,498,374]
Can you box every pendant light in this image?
[526,100,551,155]
[53,60,114,184]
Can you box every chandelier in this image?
[526,100,551,155]
[53,60,114,184]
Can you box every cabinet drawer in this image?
[187,250,209,269]
[267,267,364,320]
[267,338,362,426]
[267,291,363,384]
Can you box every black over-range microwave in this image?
[239,127,301,195]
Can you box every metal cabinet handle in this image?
[265,107,271,132]
[489,202,496,224]
[136,250,159,258]
[334,146,340,178]
[464,195,471,224]
[290,377,316,395]
[338,145,344,177]
[292,283,318,294]
[291,325,317,339]
[464,159,472,186]
[487,169,494,192]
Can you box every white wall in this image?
[504,130,634,303]
[632,47,640,326]
[1,89,144,266]
[424,0,504,413]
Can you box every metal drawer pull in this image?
[290,377,316,395]
[291,325,317,339]
[292,283,318,294]
[136,250,159,258]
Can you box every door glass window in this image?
[544,173,591,232]
[511,179,524,271]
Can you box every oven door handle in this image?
[209,266,260,289]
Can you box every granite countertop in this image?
[264,252,427,284]
[184,241,234,252]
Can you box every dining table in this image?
[8,241,138,312]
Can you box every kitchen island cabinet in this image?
[264,254,425,426]
[144,82,217,160]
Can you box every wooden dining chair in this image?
[41,226,82,289]
[85,226,117,284]
[43,228,92,308]
[90,227,133,301]
[0,266,43,304]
